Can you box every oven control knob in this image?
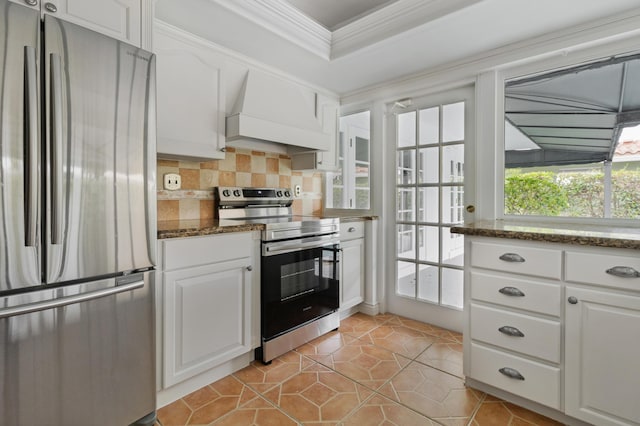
[276,190,283,197]
[284,190,291,198]
[233,189,241,197]
[222,189,231,197]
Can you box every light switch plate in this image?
[294,184,301,197]
[164,173,181,190]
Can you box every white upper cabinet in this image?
[291,93,339,171]
[10,0,144,47]
[154,24,226,161]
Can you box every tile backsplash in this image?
[157,147,323,222]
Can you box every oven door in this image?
[261,239,340,341]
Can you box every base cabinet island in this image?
[452,221,640,426]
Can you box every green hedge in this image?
[505,169,640,218]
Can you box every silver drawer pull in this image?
[348,227,356,232]
[499,367,525,381]
[499,253,525,263]
[498,286,525,297]
[605,266,640,278]
[498,326,525,337]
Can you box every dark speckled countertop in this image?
[451,220,640,250]
[157,216,378,240]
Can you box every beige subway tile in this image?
[251,155,266,173]
[200,200,214,220]
[200,161,218,170]
[236,153,251,172]
[178,160,200,169]
[200,169,218,189]
[179,198,200,221]
[157,200,180,221]
[279,158,292,176]
[266,174,279,188]
[179,168,200,190]
[218,152,236,171]
[251,151,266,156]
[303,176,313,191]
[251,173,266,187]
[236,172,251,187]
[266,157,279,174]
[219,171,236,186]
[158,159,179,167]
[279,175,291,189]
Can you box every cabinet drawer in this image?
[340,221,365,241]
[470,343,560,409]
[470,272,561,316]
[565,250,640,292]
[162,232,253,271]
[470,304,560,363]
[471,241,561,279]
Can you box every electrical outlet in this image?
[164,173,181,190]
[294,184,301,197]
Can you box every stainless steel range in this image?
[215,187,341,364]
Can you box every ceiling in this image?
[155,0,640,95]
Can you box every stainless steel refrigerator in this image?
[0,1,157,425]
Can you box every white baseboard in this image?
[358,302,380,316]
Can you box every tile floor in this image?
[157,313,563,425]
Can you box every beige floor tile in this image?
[157,399,192,426]
[262,361,372,423]
[378,361,483,423]
[414,339,464,378]
[294,330,358,360]
[210,394,298,426]
[233,350,315,393]
[469,399,564,426]
[314,336,411,390]
[386,315,463,343]
[338,312,393,337]
[362,323,439,359]
[341,393,439,426]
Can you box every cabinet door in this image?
[163,257,252,387]
[155,26,225,161]
[565,286,640,426]
[45,0,141,46]
[316,95,339,170]
[340,238,364,310]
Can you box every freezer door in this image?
[0,272,156,425]
[44,15,156,284]
[0,1,41,292]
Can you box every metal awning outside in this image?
[505,53,640,168]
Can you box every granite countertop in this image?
[157,219,265,240]
[157,215,378,239]
[451,220,640,250]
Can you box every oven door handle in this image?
[263,234,339,256]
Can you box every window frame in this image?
[495,45,640,227]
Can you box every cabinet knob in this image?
[44,2,57,12]
[348,227,356,232]
[246,265,253,271]
[24,0,38,5]
[466,205,475,213]
[568,296,578,305]
[499,367,525,381]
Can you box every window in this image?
[326,111,370,210]
[504,53,640,220]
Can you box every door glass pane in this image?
[355,136,369,162]
[397,261,416,297]
[418,226,439,263]
[397,150,415,184]
[441,186,464,224]
[442,144,464,183]
[442,102,465,142]
[441,267,463,309]
[397,224,415,258]
[442,227,464,266]
[355,189,369,209]
[397,111,416,148]
[418,264,438,303]
[418,147,439,184]
[419,107,439,145]
[418,187,439,223]
[397,188,415,221]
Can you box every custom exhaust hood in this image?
[226,70,331,151]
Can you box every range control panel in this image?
[215,187,293,207]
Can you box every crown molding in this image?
[213,0,481,61]
[331,0,481,59]
[212,0,332,60]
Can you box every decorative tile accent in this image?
[157,148,323,222]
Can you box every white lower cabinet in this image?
[466,236,640,425]
[158,232,258,390]
[565,286,640,426]
[340,222,365,311]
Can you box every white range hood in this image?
[226,70,331,151]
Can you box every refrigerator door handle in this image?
[50,53,63,245]
[0,279,144,319]
[24,46,39,247]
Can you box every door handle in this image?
[50,53,64,245]
[24,46,39,247]
[0,280,144,319]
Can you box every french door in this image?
[388,86,475,330]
